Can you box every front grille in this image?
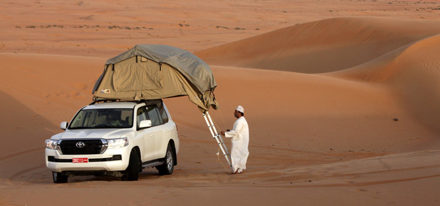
[59,139,104,155]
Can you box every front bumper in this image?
[45,147,130,172]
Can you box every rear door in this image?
[145,106,166,159]
[135,106,161,161]
[158,104,176,153]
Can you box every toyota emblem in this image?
[75,141,86,149]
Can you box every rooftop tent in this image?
[92,44,232,171]
[92,44,218,112]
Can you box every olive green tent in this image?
[92,44,218,111]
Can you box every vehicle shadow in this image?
[0,91,56,183]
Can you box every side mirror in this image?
[60,121,68,130]
[139,120,152,129]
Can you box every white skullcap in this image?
[236,105,244,113]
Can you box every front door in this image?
[145,106,165,159]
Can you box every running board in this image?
[142,159,165,168]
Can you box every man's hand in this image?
[220,131,225,136]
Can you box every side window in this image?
[147,106,162,127]
[158,103,169,123]
[136,106,148,128]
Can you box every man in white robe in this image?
[221,105,249,174]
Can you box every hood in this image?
[51,128,133,140]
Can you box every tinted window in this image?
[158,104,169,123]
[147,107,162,126]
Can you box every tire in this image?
[157,144,175,175]
[52,172,68,183]
[122,149,141,181]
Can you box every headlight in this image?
[107,137,129,148]
[45,139,60,150]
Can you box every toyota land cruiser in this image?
[44,100,179,183]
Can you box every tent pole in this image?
[203,112,233,171]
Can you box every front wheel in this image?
[52,172,68,183]
[122,149,141,181]
[156,145,175,175]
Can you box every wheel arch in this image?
[131,146,141,156]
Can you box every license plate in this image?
[72,158,88,163]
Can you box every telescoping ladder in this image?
[202,111,233,172]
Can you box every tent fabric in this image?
[92,45,218,111]
[105,44,216,94]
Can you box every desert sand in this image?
[1,0,440,205]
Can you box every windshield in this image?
[69,108,133,129]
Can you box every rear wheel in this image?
[122,149,141,181]
[52,172,68,183]
[157,145,175,175]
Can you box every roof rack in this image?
[90,98,163,106]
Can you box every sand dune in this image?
[328,34,440,134]
[198,16,440,140]
[197,17,440,73]
[387,35,440,134]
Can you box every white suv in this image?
[45,100,179,183]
